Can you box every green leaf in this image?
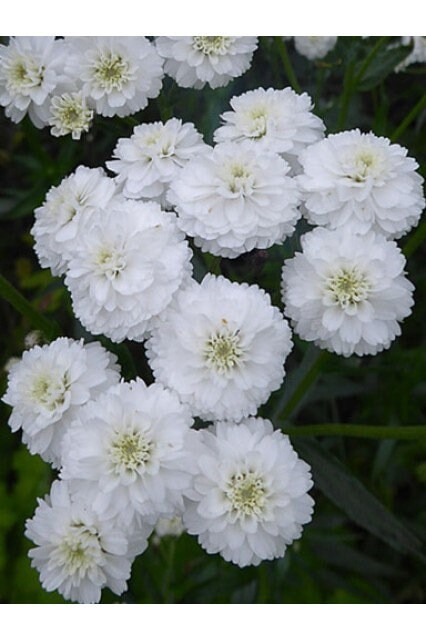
[294,439,426,562]
[358,45,411,91]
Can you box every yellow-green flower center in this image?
[192,36,232,56]
[326,266,371,308]
[109,431,153,473]
[92,52,130,91]
[204,329,243,374]
[226,471,267,517]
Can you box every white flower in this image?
[0,36,66,126]
[213,87,325,164]
[32,166,117,276]
[281,227,414,357]
[64,36,163,117]
[397,37,426,71]
[2,338,120,467]
[294,36,337,60]
[168,141,300,258]
[48,90,93,139]
[25,480,141,604]
[64,198,192,343]
[298,129,425,239]
[183,418,314,567]
[61,380,196,528]
[146,275,293,422]
[107,118,208,207]
[155,37,258,89]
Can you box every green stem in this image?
[391,94,426,142]
[282,424,426,440]
[338,37,390,131]
[274,349,328,422]
[354,36,390,84]
[274,37,301,93]
[403,220,426,258]
[337,61,356,130]
[0,273,59,340]
[162,539,176,604]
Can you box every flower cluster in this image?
[0,36,260,138]
[1,36,425,605]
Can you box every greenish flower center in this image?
[109,431,153,473]
[326,266,371,308]
[30,371,70,412]
[204,329,243,374]
[192,36,231,56]
[58,525,101,575]
[226,471,267,517]
[92,52,130,91]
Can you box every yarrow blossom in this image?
[169,141,301,258]
[32,166,117,276]
[25,480,141,604]
[0,36,65,126]
[107,118,208,207]
[281,227,414,357]
[48,90,93,139]
[184,418,314,567]
[155,37,258,89]
[64,36,163,117]
[214,87,324,164]
[2,338,120,467]
[64,199,192,342]
[298,129,425,239]
[61,380,196,529]
[293,36,338,60]
[146,275,293,421]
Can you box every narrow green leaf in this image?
[272,345,328,422]
[294,439,426,561]
[358,45,411,91]
[0,273,59,340]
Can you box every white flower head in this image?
[299,129,425,239]
[64,36,163,117]
[2,338,120,467]
[64,198,192,343]
[214,87,325,163]
[25,480,141,604]
[156,37,258,89]
[48,90,93,139]
[396,37,426,71]
[146,275,293,422]
[169,141,301,258]
[0,36,66,126]
[184,418,314,567]
[61,380,196,528]
[281,227,415,357]
[107,118,209,207]
[294,36,338,60]
[32,166,117,276]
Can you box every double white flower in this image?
[299,130,425,238]
[169,141,300,258]
[61,380,197,530]
[64,198,192,342]
[184,418,314,567]
[156,37,258,89]
[2,338,120,467]
[282,227,415,357]
[147,275,293,421]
